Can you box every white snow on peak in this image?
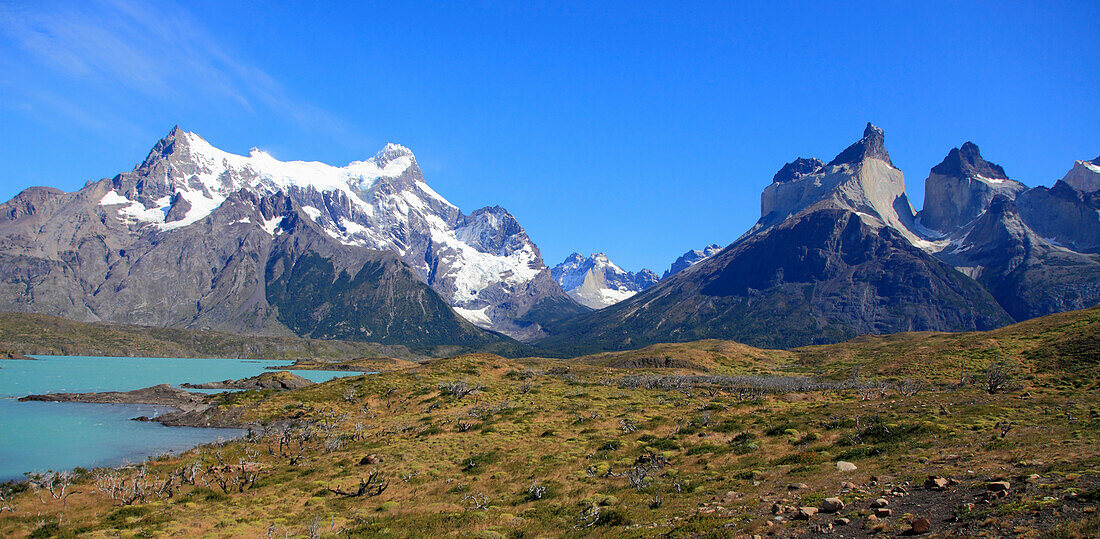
[181,131,414,198]
[104,129,546,334]
[590,253,624,273]
[973,174,1005,185]
[1083,160,1100,174]
[426,212,541,304]
[552,252,655,309]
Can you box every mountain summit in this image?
[0,127,583,344]
[551,253,657,309]
[919,142,1027,232]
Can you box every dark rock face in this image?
[772,158,824,183]
[0,183,512,349]
[919,142,1026,233]
[826,123,892,168]
[937,195,1100,321]
[538,209,1012,354]
[1017,180,1100,254]
[931,142,1008,180]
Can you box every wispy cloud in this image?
[0,0,348,137]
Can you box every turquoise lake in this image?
[0,355,356,482]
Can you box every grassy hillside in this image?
[0,312,423,361]
[1,307,1098,537]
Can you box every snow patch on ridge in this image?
[453,306,492,326]
[99,191,130,206]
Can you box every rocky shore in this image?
[17,371,311,428]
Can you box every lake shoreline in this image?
[17,371,319,429]
[19,383,247,429]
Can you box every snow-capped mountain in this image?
[662,244,722,279]
[551,253,658,309]
[0,127,582,342]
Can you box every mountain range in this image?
[1,125,1096,354]
[537,124,1100,353]
[0,128,583,349]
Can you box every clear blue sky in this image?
[1,1,1097,272]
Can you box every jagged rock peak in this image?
[1062,154,1100,192]
[931,142,1008,180]
[772,158,824,183]
[919,142,1025,234]
[826,122,892,168]
[663,244,722,279]
[140,125,192,168]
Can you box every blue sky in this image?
[1,1,1097,272]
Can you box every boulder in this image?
[924,476,950,490]
[796,507,818,520]
[874,508,892,518]
[871,498,889,508]
[820,497,845,513]
[987,481,1011,492]
[836,461,857,472]
[911,517,931,534]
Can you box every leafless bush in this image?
[352,422,371,441]
[526,482,547,501]
[275,421,317,465]
[455,421,474,432]
[174,461,201,485]
[26,471,74,501]
[93,465,173,505]
[626,450,668,490]
[467,400,512,420]
[612,373,855,394]
[985,362,1011,394]
[462,492,489,510]
[327,469,388,497]
[619,418,638,433]
[438,380,481,399]
[575,502,602,528]
[343,387,359,403]
[898,377,922,397]
[203,450,260,494]
[323,436,344,453]
[0,485,14,513]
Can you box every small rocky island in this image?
[18,371,313,428]
[181,371,314,391]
